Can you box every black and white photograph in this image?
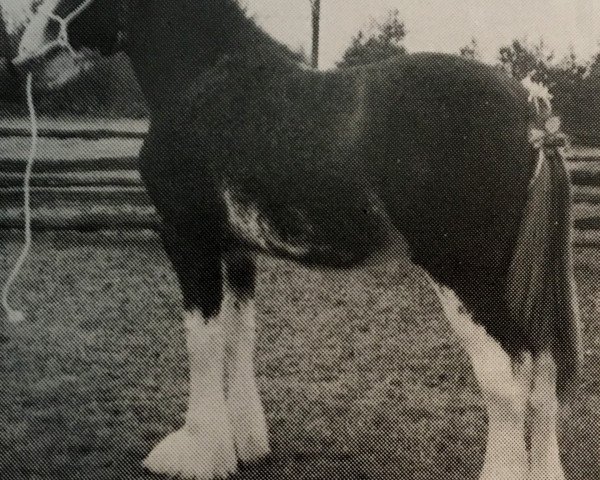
[1,1,600,479]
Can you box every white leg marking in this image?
[143,311,237,480]
[430,281,531,480]
[529,351,565,480]
[223,288,270,463]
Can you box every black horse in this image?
[13,1,580,479]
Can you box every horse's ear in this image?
[65,0,123,55]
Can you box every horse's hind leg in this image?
[528,351,565,480]
[143,223,237,480]
[431,281,531,480]
[223,253,270,464]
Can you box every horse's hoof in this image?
[230,410,270,464]
[238,453,273,472]
[479,470,526,480]
[228,391,270,464]
[143,427,237,480]
[479,461,527,480]
[234,432,270,465]
[526,468,566,480]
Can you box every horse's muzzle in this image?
[12,42,63,72]
[12,54,39,72]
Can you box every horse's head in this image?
[12,0,125,89]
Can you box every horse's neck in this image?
[125,0,292,116]
[126,2,207,113]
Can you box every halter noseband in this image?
[14,0,98,65]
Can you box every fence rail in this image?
[0,118,147,139]
[1,121,600,246]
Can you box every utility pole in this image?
[311,0,321,69]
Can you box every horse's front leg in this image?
[223,253,270,464]
[143,223,237,480]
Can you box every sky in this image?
[3,0,600,68]
[242,0,600,68]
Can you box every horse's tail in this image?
[507,143,581,399]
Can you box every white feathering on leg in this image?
[529,351,566,480]
[222,289,270,463]
[430,280,530,480]
[143,311,237,480]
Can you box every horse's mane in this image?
[125,0,305,65]
[215,0,306,64]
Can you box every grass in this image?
[0,231,599,480]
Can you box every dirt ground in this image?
[0,231,599,480]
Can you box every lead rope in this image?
[2,73,37,323]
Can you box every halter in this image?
[14,0,98,64]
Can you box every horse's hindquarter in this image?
[369,54,535,337]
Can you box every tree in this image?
[546,48,588,130]
[574,52,600,134]
[497,39,587,98]
[498,38,554,82]
[497,38,594,133]
[459,38,480,61]
[337,9,406,68]
[588,49,600,77]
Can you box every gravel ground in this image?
[0,231,599,480]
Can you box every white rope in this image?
[2,73,37,323]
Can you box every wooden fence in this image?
[1,119,600,246]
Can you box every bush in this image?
[337,9,406,68]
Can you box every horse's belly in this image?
[222,187,392,267]
[223,189,311,256]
